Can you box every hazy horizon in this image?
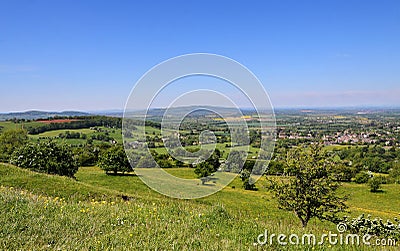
[2,104,400,115]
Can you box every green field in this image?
[1,163,399,250]
[29,128,95,138]
[0,121,43,132]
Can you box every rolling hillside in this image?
[1,163,399,250]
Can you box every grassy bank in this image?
[0,164,399,250]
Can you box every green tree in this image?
[10,141,78,177]
[331,162,357,182]
[240,160,257,190]
[240,169,257,190]
[194,161,214,180]
[74,145,100,166]
[0,129,28,162]
[194,150,221,184]
[267,144,347,227]
[369,177,382,192]
[389,162,400,184]
[98,145,132,175]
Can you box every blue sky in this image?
[0,0,399,112]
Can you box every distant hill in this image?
[0,110,89,121]
[3,106,399,121]
[125,106,259,118]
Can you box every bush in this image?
[354,172,370,184]
[373,175,391,184]
[240,169,257,190]
[10,141,78,177]
[369,177,383,192]
[341,214,400,240]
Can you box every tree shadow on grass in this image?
[199,177,219,186]
[370,189,385,193]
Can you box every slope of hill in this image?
[1,164,399,250]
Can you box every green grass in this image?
[151,143,259,159]
[1,164,399,250]
[323,144,362,151]
[0,121,21,132]
[27,126,123,145]
[0,163,120,202]
[0,121,43,132]
[29,128,95,138]
[342,183,400,217]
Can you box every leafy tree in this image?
[0,129,28,162]
[331,162,357,182]
[207,149,221,169]
[174,159,188,168]
[10,141,78,177]
[98,145,132,175]
[194,150,221,184]
[389,162,400,184]
[194,161,215,179]
[240,169,257,190]
[239,160,257,190]
[267,144,347,227]
[74,145,100,166]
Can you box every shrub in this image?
[354,172,370,184]
[369,177,383,192]
[10,141,78,177]
[240,169,257,190]
[341,214,400,240]
[373,175,391,184]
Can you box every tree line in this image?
[26,116,123,134]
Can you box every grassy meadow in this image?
[1,163,399,250]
